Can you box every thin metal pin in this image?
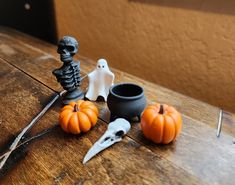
[216,109,223,137]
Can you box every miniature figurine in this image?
[85,59,114,101]
[52,36,84,104]
[107,83,146,121]
[83,118,131,164]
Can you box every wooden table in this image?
[0,27,235,185]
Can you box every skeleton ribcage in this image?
[58,63,81,91]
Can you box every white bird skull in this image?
[98,118,131,148]
[83,118,131,164]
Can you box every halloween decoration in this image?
[0,90,65,170]
[141,103,182,144]
[85,59,114,101]
[52,36,84,104]
[83,118,130,164]
[59,100,98,134]
[107,83,146,121]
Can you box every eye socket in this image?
[102,65,104,68]
[58,45,65,51]
[67,45,75,51]
[98,65,101,68]
[115,130,124,137]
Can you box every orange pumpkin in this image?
[141,103,182,144]
[59,100,99,134]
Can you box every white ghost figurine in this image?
[85,59,114,101]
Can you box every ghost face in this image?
[57,36,78,63]
[96,59,109,70]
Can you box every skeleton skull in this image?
[57,36,78,62]
[83,118,131,164]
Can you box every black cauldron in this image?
[107,83,146,121]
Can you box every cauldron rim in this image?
[109,83,144,100]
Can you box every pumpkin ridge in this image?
[143,110,158,139]
[160,115,164,143]
[68,113,80,134]
[60,111,73,132]
[59,109,73,120]
[82,105,99,116]
[162,115,166,143]
[162,115,175,144]
[81,108,91,118]
[167,106,177,113]
[151,115,164,143]
[79,101,85,107]
[168,113,178,140]
[61,105,73,112]
[80,101,93,108]
[148,105,159,112]
[76,100,84,107]
[80,105,93,110]
[77,112,91,132]
[81,108,97,126]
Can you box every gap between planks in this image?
[0,56,58,94]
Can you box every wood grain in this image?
[96,102,235,185]
[0,59,203,185]
[0,27,235,184]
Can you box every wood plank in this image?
[0,58,203,184]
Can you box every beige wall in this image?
[54,0,235,112]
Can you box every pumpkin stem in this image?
[159,105,164,114]
[74,104,79,112]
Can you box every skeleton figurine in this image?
[52,36,84,104]
[85,59,114,101]
[83,118,131,164]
